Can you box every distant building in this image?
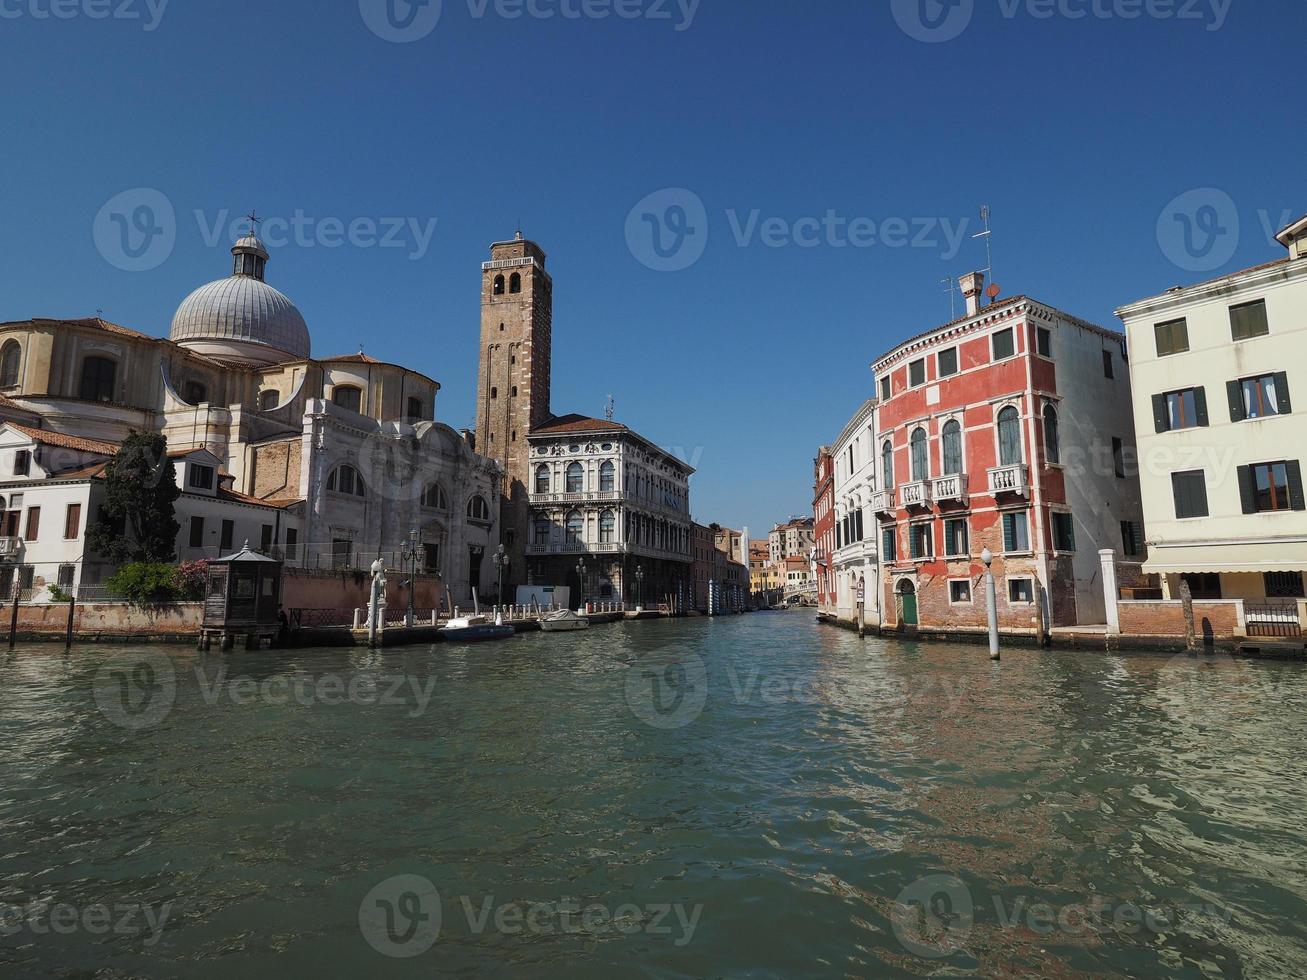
[812,446,835,615]
[769,517,814,565]
[830,398,879,626]
[1115,213,1306,612]
[782,554,814,603]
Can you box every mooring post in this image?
[64,594,76,653]
[8,589,18,650]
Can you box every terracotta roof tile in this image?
[531,414,630,435]
[325,352,383,364]
[4,423,119,456]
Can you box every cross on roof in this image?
[244,210,262,235]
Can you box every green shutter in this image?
[1287,461,1305,512]
[1227,380,1245,422]
[1002,513,1015,552]
[1193,386,1209,427]
[1237,466,1256,514]
[1152,393,1170,433]
[1275,373,1292,415]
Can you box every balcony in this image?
[871,490,895,515]
[987,464,1030,497]
[532,490,621,505]
[0,537,21,559]
[525,542,621,556]
[900,481,933,509]
[931,473,969,504]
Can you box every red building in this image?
[871,273,1145,633]
[812,446,835,614]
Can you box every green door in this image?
[900,584,918,626]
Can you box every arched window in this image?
[535,464,551,494]
[881,440,894,489]
[509,272,522,294]
[0,341,20,388]
[565,510,583,544]
[406,396,424,421]
[599,510,616,543]
[910,428,929,482]
[997,406,1023,466]
[184,381,207,405]
[259,389,279,411]
[493,275,505,295]
[1043,404,1060,465]
[332,385,363,413]
[566,462,584,494]
[941,420,963,476]
[533,512,551,545]
[422,484,448,509]
[599,461,615,493]
[326,464,365,497]
[467,496,490,522]
[79,356,117,402]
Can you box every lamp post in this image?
[400,528,421,628]
[634,564,645,613]
[982,547,1000,661]
[575,558,586,612]
[493,543,510,609]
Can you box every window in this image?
[260,525,274,552]
[1008,578,1034,604]
[493,274,505,295]
[220,519,234,552]
[600,461,615,493]
[1154,318,1189,356]
[882,527,897,563]
[1239,461,1304,514]
[0,341,20,387]
[1036,328,1052,358]
[1102,350,1115,379]
[1052,512,1076,552]
[1154,387,1208,432]
[992,328,1015,361]
[188,515,204,549]
[944,518,968,557]
[1002,511,1030,553]
[1043,405,1060,465]
[285,528,298,561]
[879,375,891,402]
[533,513,551,545]
[422,542,439,572]
[1112,437,1126,478]
[599,510,615,544]
[79,356,117,402]
[1229,299,1269,341]
[406,396,424,421]
[332,539,353,569]
[467,496,491,522]
[184,381,208,404]
[259,390,279,411]
[510,272,522,294]
[565,510,583,544]
[566,462,584,494]
[13,450,30,477]
[1230,373,1291,421]
[490,387,498,400]
[938,347,958,378]
[1171,470,1209,519]
[326,464,365,497]
[910,428,928,482]
[332,385,363,413]
[1182,573,1222,600]
[881,440,894,489]
[909,523,933,560]
[189,464,215,491]
[941,420,963,475]
[535,465,551,494]
[1266,572,1305,599]
[950,580,971,604]
[909,359,926,387]
[57,564,74,590]
[422,484,448,509]
[24,506,39,541]
[997,406,1022,466]
[1120,520,1143,558]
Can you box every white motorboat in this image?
[439,614,516,642]
[539,609,591,632]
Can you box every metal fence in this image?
[1246,602,1303,638]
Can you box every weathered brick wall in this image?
[281,567,446,614]
[17,602,203,634]
[1118,600,1242,638]
[251,439,302,500]
[1117,562,1159,592]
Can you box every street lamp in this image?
[400,528,421,627]
[575,558,587,612]
[634,564,645,613]
[493,544,511,623]
[982,547,1000,661]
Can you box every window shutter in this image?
[1152,394,1169,433]
[1287,460,1305,512]
[1002,513,1015,552]
[1275,372,1292,415]
[1193,386,1209,427]
[1237,465,1256,514]
[1227,380,1245,422]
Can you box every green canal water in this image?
[1,613,1306,978]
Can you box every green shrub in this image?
[106,563,182,604]
[47,584,74,603]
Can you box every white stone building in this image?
[830,398,880,626]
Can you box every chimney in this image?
[959,271,986,316]
[1275,213,1307,261]
[460,428,476,452]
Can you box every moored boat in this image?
[539,609,591,632]
[439,614,516,642]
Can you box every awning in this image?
[1145,539,1307,575]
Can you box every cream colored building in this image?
[1116,212,1307,606]
[830,398,880,626]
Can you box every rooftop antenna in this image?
[972,204,994,278]
[939,277,958,319]
[605,394,615,422]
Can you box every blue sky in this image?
[2,0,1303,535]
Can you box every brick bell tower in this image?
[476,232,553,592]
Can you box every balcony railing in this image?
[0,537,22,558]
[525,542,621,556]
[900,481,932,509]
[532,490,621,505]
[988,464,1030,496]
[871,490,895,514]
[931,473,969,503]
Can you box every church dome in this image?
[169,230,311,363]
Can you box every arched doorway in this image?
[897,579,918,627]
